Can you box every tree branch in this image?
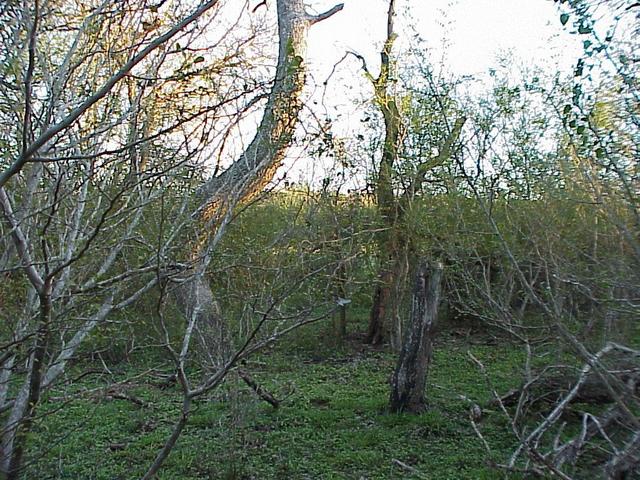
[0,0,222,189]
[0,187,44,292]
[307,3,344,25]
[414,116,466,179]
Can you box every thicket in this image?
[1,0,638,477]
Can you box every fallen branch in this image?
[238,369,280,409]
[391,458,428,479]
[553,405,624,468]
[605,430,640,479]
[104,391,149,408]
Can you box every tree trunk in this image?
[389,260,443,414]
[174,0,343,361]
[367,274,391,345]
[367,256,406,346]
[173,272,229,368]
[368,225,402,347]
[196,0,344,213]
[333,261,348,338]
[4,284,52,479]
[364,0,403,346]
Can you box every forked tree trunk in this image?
[389,260,443,414]
[361,0,464,347]
[365,0,403,347]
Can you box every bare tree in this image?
[0,0,287,475]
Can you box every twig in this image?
[238,369,280,409]
[104,391,149,408]
[391,458,428,479]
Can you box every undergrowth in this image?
[24,322,530,480]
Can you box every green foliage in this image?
[25,337,526,479]
[208,188,377,340]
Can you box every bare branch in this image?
[306,3,344,25]
[0,0,222,189]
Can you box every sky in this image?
[281,0,584,185]
[227,0,586,187]
[306,0,582,81]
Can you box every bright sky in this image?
[279,0,584,186]
[306,0,582,80]
[224,0,586,187]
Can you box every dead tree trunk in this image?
[389,260,443,414]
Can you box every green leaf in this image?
[578,24,592,34]
[563,105,572,115]
[194,56,205,63]
[576,125,585,134]
[560,13,569,26]
[583,40,592,50]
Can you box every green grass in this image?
[25,331,529,479]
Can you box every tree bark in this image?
[196,0,344,215]
[368,259,403,346]
[173,0,343,365]
[5,283,51,480]
[173,272,229,368]
[364,0,404,346]
[389,260,443,414]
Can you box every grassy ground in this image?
[26,326,529,479]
